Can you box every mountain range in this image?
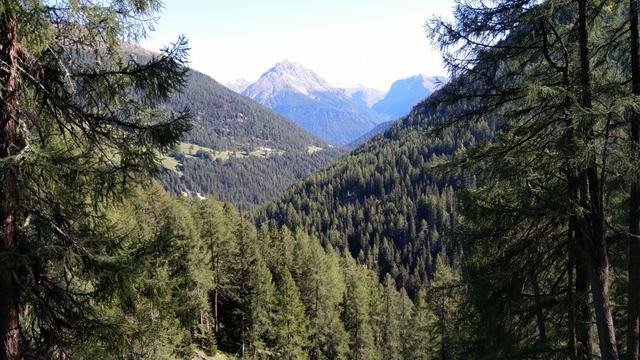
[226,62,445,147]
[240,61,386,146]
[225,78,250,93]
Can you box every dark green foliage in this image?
[423,0,640,358]
[272,268,310,360]
[0,1,192,357]
[341,253,380,360]
[91,183,440,359]
[159,150,340,210]
[257,97,490,297]
[156,68,344,210]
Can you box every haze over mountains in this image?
[226,61,445,146]
[373,75,447,119]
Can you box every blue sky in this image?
[141,0,457,91]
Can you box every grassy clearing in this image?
[160,143,288,173]
[307,145,323,154]
[178,142,285,160]
[160,155,183,175]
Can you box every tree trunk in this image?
[565,193,594,360]
[576,232,594,360]
[214,288,219,334]
[629,0,640,359]
[569,235,578,360]
[0,17,21,360]
[577,1,619,359]
[530,270,548,343]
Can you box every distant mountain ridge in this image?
[242,61,386,146]
[372,75,447,120]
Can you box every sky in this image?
[141,0,457,91]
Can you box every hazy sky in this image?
[141,0,457,91]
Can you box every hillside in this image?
[257,90,491,295]
[347,120,395,148]
[160,69,343,209]
[242,61,386,146]
[168,70,330,152]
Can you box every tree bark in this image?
[214,287,219,334]
[0,17,21,360]
[530,270,548,343]
[629,0,640,358]
[577,1,618,359]
[569,235,578,360]
[566,190,593,360]
[576,231,594,360]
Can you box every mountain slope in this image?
[160,69,343,209]
[347,120,395,148]
[373,75,446,120]
[257,88,492,295]
[242,61,385,146]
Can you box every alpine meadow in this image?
[4,0,640,360]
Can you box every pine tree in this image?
[247,252,276,359]
[629,1,640,358]
[406,289,438,360]
[341,254,378,360]
[273,267,310,360]
[381,274,401,360]
[192,199,237,338]
[0,1,190,357]
[427,0,626,357]
[293,231,348,360]
[398,289,414,360]
[228,214,258,355]
[92,183,210,358]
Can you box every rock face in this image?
[242,61,386,146]
[372,75,447,120]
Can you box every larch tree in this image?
[272,267,309,360]
[247,252,276,358]
[427,0,626,358]
[381,274,401,360]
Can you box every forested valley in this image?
[4,0,640,360]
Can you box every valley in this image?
[3,1,638,360]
